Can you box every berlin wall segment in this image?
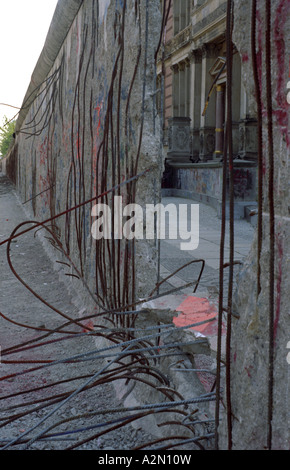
[10,0,163,309]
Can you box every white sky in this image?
[0,0,59,125]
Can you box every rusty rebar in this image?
[265,0,275,451]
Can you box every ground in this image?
[0,173,254,450]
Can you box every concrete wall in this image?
[163,161,257,219]
[6,0,162,311]
[218,0,290,450]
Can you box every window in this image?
[193,0,206,7]
[174,0,191,35]
[172,61,191,118]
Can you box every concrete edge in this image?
[15,0,84,133]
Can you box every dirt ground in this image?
[0,174,162,450]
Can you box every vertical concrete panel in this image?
[218,0,290,450]
[10,0,162,313]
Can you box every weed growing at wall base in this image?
[91,197,199,251]
[0,116,15,158]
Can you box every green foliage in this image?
[0,116,16,158]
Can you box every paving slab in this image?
[158,195,255,360]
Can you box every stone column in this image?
[199,43,218,161]
[172,63,180,117]
[172,59,191,118]
[190,49,202,161]
[214,84,225,158]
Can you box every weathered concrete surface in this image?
[15,0,83,134]
[218,0,290,450]
[6,0,162,311]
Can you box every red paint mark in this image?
[194,355,216,392]
[242,53,249,63]
[39,137,50,166]
[39,175,50,207]
[256,7,264,108]
[273,0,290,146]
[173,296,220,335]
[95,105,102,137]
[82,320,94,333]
[255,2,290,147]
[244,365,253,378]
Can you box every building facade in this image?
[158,0,258,218]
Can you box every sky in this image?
[0,0,59,126]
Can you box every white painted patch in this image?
[99,0,111,24]
[98,0,111,51]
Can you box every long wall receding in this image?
[6,0,162,311]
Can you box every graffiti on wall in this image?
[176,167,222,199]
[10,0,162,316]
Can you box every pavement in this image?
[0,173,256,363]
[159,195,255,295]
[147,196,256,361]
[0,173,256,445]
